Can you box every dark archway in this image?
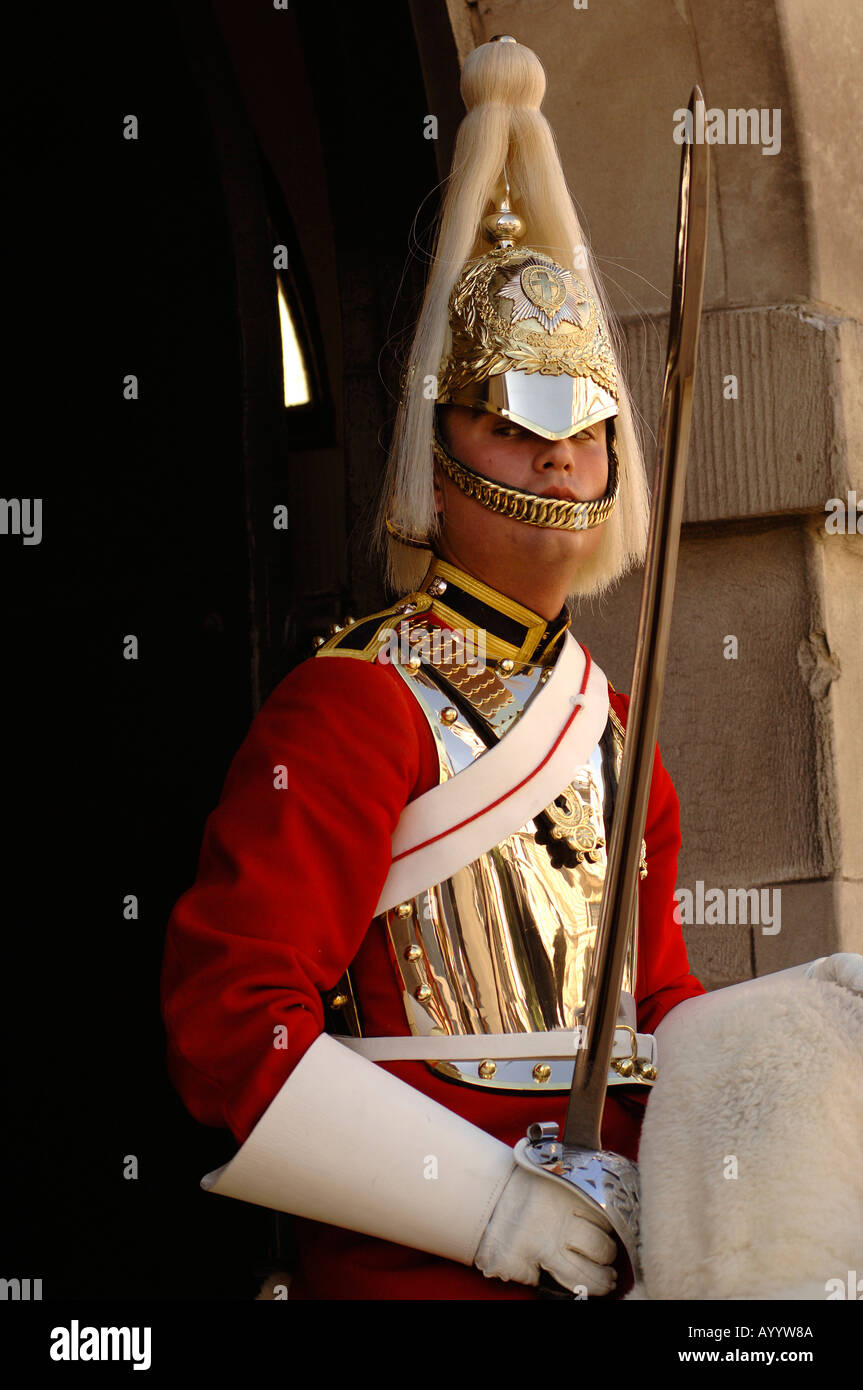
[4,0,438,1299]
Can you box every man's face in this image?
[434,404,610,584]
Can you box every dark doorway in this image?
[4,0,438,1299]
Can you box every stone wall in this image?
[423,0,863,984]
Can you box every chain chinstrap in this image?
[432,431,619,532]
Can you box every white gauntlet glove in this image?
[200,1033,618,1291]
[475,1166,617,1295]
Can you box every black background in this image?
[4,0,437,1301]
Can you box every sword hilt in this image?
[514,1129,642,1284]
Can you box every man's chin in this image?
[512,523,604,567]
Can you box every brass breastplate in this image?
[327,650,647,1094]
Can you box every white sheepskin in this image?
[627,967,863,1300]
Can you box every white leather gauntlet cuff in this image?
[200,1033,516,1265]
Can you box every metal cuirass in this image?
[331,645,655,1095]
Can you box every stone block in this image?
[621,307,862,524]
[575,522,828,888]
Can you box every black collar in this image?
[410,555,571,668]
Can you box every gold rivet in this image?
[345,615,356,626]
[499,658,514,674]
[613,1058,635,1078]
[312,635,325,650]
[440,707,458,725]
[533,1063,552,1084]
[404,944,422,962]
[395,902,413,919]
[329,993,348,1009]
[415,984,432,1002]
[406,656,422,672]
[638,1062,657,1081]
[328,621,344,635]
[399,602,417,615]
[478,1060,497,1079]
[428,578,447,596]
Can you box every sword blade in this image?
[562,88,710,1149]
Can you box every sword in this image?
[517,86,710,1289]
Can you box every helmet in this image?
[380,36,648,596]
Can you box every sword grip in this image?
[535,1269,580,1300]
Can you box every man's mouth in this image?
[539,486,581,502]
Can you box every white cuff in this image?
[201,1033,516,1265]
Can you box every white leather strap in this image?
[333,1028,656,1064]
[374,634,609,914]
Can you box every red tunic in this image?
[160,647,704,1299]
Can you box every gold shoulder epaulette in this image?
[312,596,432,662]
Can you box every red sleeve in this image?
[608,688,705,1036]
[160,656,439,1145]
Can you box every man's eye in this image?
[494,424,523,437]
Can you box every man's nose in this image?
[534,436,579,472]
